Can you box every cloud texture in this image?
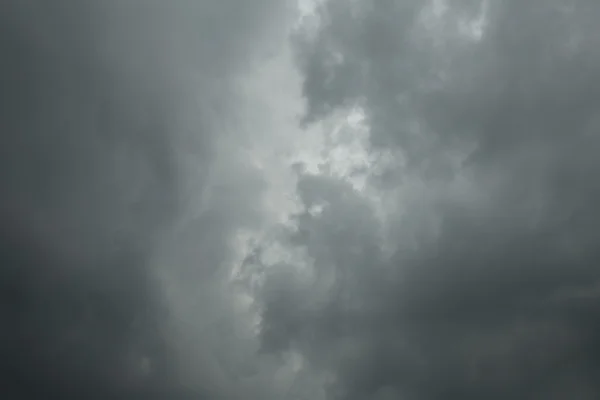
[4,0,600,399]
[253,1,600,399]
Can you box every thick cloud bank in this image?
[4,0,600,399]
[253,1,600,399]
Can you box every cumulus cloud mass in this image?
[2,0,600,399]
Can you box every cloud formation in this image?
[253,1,600,399]
[0,0,293,398]
[5,0,600,399]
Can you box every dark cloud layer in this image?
[0,1,289,399]
[6,0,600,399]
[255,1,600,399]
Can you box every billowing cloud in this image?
[253,0,600,399]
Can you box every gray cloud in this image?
[254,1,600,399]
[7,0,600,399]
[0,1,292,398]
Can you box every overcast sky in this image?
[2,0,600,399]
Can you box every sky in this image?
[2,0,600,399]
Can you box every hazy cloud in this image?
[0,0,293,398]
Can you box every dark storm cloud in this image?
[0,1,290,399]
[255,1,600,399]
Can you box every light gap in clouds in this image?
[223,4,395,384]
[224,2,445,396]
